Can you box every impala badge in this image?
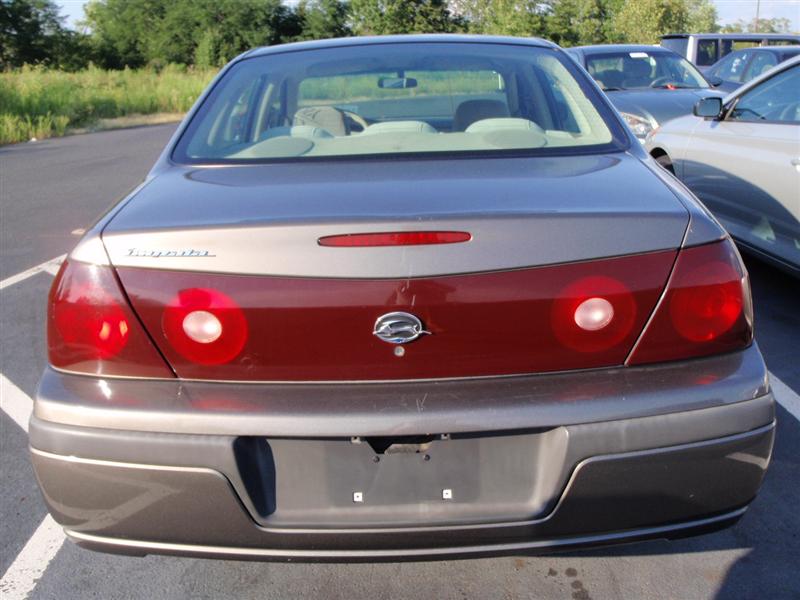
[373,312,430,344]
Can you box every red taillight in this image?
[551,275,637,353]
[318,231,471,247]
[628,239,753,365]
[48,260,173,377]
[162,288,247,365]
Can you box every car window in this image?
[714,51,752,83]
[720,39,760,58]
[175,43,625,163]
[297,70,506,123]
[696,40,718,66]
[729,65,800,123]
[660,38,688,57]
[745,52,778,81]
[585,51,708,90]
[733,41,760,51]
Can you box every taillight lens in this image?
[628,239,753,365]
[551,275,637,353]
[162,288,247,365]
[48,260,173,377]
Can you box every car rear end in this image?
[29,36,774,560]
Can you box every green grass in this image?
[0,65,216,145]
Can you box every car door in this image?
[682,64,800,269]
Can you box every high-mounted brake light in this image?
[628,239,752,365]
[318,231,471,247]
[47,259,173,377]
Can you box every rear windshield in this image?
[173,42,625,163]
[586,50,709,91]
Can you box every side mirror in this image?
[706,75,724,87]
[693,96,723,118]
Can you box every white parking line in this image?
[0,376,67,599]
[0,516,65,600]
[771,372,800,422]
[0,255,65,292]
[0,375,34,432]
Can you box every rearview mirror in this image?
[693,97,723,118]
[378,77,417,89]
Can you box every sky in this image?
[55,0,800,31]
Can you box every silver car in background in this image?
[647,56,800,274]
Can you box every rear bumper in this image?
[30,345,776,560]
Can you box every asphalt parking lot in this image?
[1,124,798,600]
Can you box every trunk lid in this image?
[103,155,687,278]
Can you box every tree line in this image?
[1,0,795,71]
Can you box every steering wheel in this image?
[650,77,676,88]
[342,110,369,133]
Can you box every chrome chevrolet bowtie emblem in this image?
[373,312,430,344]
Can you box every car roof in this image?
[245,34,557,59]
[570,44,672,55]
[661,33,800,40]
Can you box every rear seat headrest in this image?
[293,106,348,136]
[362,121,438,135]
[453,99,510,131]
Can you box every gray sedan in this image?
[567,44,725,141]
[31,35,773,561]
[647,56,800,274]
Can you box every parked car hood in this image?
[607,88,724,126]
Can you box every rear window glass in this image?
[173,43,624,163]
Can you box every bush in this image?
[0,65,216,144]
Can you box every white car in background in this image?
[647,56,800,274]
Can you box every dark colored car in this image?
[31,36,774,561]
[704,46,800,93]
[567,44,725,141]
